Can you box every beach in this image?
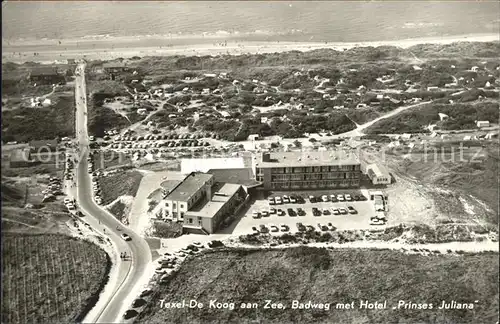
[2,33,498,64]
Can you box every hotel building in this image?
[254,151,361,190]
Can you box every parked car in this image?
[308,195,316,203]
[297,208,306,216]
[347,206,357,214]
[252,211,261,219]
[370,218,386,225]
[345,194,352,201]
[123,310,138,320]
[277,209,285,216]
[275,197,283,204]
[322,208,330,215]
[259,224,269,233]
[312,207,321,216]
[282,195,290,204]
[330,207,340,215]
[140,289,153,298]
[337,194,345,201]
[338,207,348,215]
[329,194,337,202]
[132,298,147,308]
[261,210,270,217]
[287,208,296,216]
[280,224,289,232]
[269,207,277,215]
[289,196,297,203]
[268,197,275,205]
[318,224,329,231]
[327,222,337,231]
[296,222,306,232]
[121,233,132,241]
[270,225,279,233]
[321,195,329,202]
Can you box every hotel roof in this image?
[367,163,390,178]
[187,183,242,218]
[255,150,360,168]
[164,172,213,202]
[181,157,245,174]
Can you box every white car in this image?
[275,197,282,204]
[282,196,290,204]
[289,196,297,203]
[321,195,329,202]
[64,197,72,204]
[345,194,352,201]
[337,194,345,201]
[121,233,132,241]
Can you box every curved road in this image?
[74,64,151,323]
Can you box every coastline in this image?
[2,33,498,64]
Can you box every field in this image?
[98,170,143,205]
[384,143,499,227]
[1,93,75,143]
[92,150,132,170]
[365,101,499,134]
[136,247,498,324]
[1,233,110,323]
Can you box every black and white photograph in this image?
[1,1,499,323]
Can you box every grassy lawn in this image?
[1,233,110,323]
[99,170,143,205]
[137,247,498,324]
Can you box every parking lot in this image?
[232,189,383,235]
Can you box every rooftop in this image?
[181,157,245,174]
[102,61,127,69]
[207,168,261,188]
[255,150,360,168]
[367,163,390,178]
[10,148,31,162]
[29,139,58,150]
[164,172,213,202]
[30,66,59,77]
[187,183,242,218]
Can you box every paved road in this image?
[74,64,151,323]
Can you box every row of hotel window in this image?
[270,179,359,189]
[270,172,359,181]
[262,165,359,174]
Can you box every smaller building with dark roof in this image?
[29,66,64,85]
[29,139,58,152]
[10,148,33,168]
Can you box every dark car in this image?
[132,298,147,308]
[287,208,296,216]
[140,289,153,298]
[297,208,306,216]
[312,207,321,216]
[296,222,306,232]
[347,206,357,214]
[123,309,139,320]
[296,196,305,204]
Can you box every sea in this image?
[2,1,499,44]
